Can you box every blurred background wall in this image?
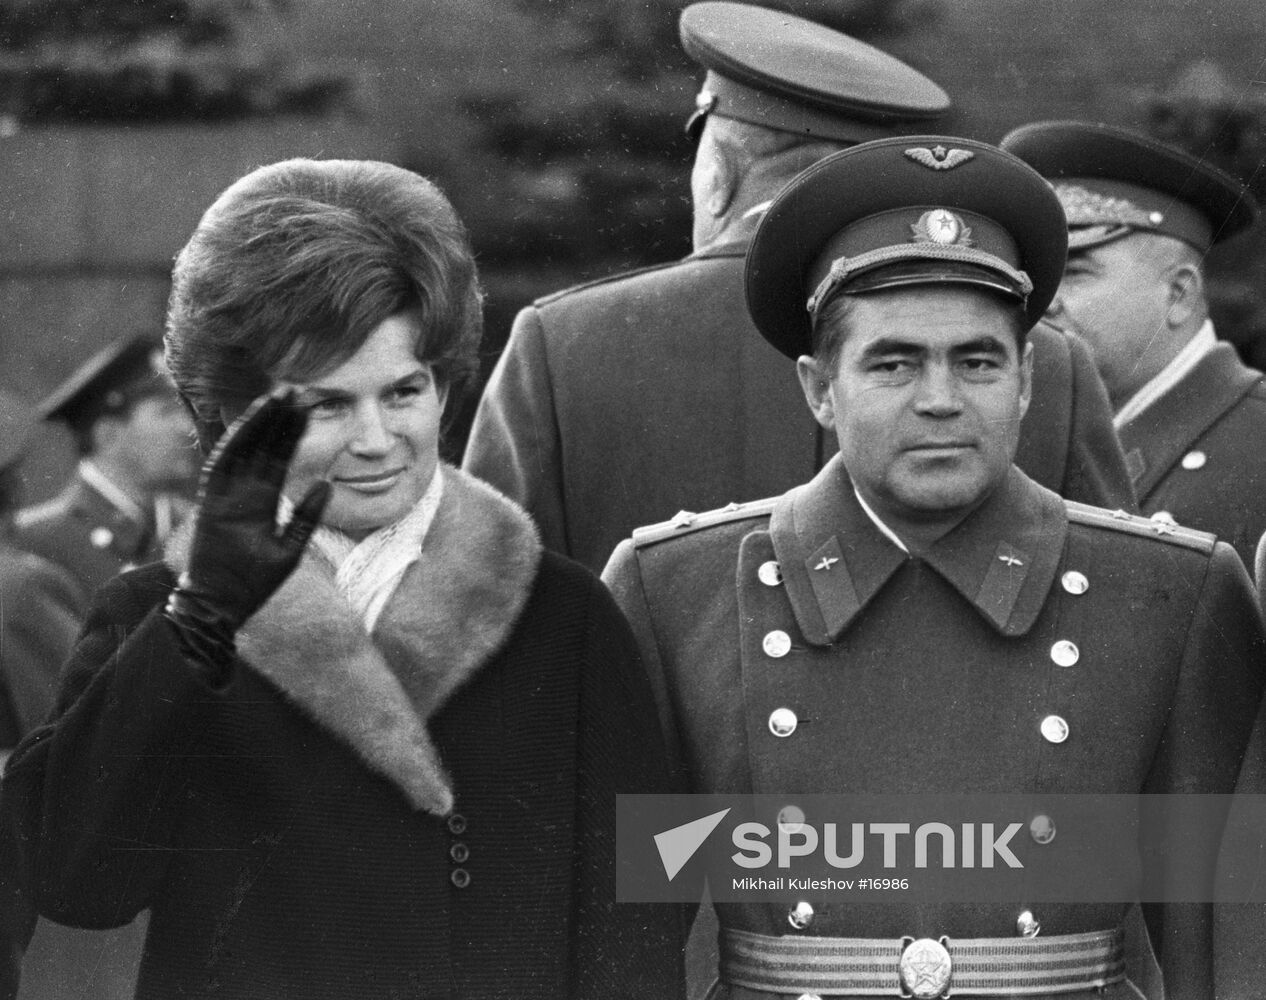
[1,0,1263,496]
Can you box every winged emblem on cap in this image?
[904,146,975,170]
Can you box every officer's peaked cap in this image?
[746,135,1068,359]
[1000,120,1259,252]
[680,1,950,143]
[38,334,171,434]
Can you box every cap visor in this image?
[841,260,1029,302]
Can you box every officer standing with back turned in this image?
[464,2,1135,577]
[604,136,1263,998]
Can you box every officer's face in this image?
[1044,235,1178,409]
[797,285,1032,528]
[117,394,198,491]
[278,312,445,541]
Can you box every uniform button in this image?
[1030,815,1056,845]
[1050,640,1079,667]
[1181,450,1207,470]
[450,868,471,889]
[768,708,798,738]
[90,527,114,549]
[1060,571,1089,595]
[796,995,823,1000]
[777,805,806,830]
[450,843,470,863]
[1150,511,1177,526]
[447,813,467,835]
[758,560,783,586]
[787,900,814,930]
[763,630,792,658]
[1016,909,1041,937]
[1040,715,1069,744]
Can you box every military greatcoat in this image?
[1117,342,1266,570]
[14,470,163,615]
[603,456,1265,999]
[463,236,1136,574]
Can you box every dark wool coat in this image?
[1,467,682,1000]
[1118,341,1266,570]
[463,235,1136,575]
[604,457,1265,1000]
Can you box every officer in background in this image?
[15,335,196,614]
[0,391,78,756]
[0,391,77,1000]
[604,137,1263,998]
[8,336,189,1000]
[463,1,1135,577]
[1001,121,1265,569]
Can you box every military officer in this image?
[0,391,78,1000]
[603,137,1264,998]
[15,335,196,614]
[9,338,191,1000]
[1001,121,1265,570]
[463,1,1135,577]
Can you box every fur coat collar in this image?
[166,464,543,815]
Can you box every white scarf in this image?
[302,469,445,633]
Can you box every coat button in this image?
[1151,511,1177,527]
[90,526,114,549]
[1040,715,1069,744]
[447,813,467,835]
[796,995,823,1000]
[1016,909,1041,937]
[1060,571,1089,595]
[758,561,783,586]
[1180,450,1206,470]
[450,868,471,889]
[1030,815,1056,845]
[778,805,806,830]
[763,630,792,658]
[450,843,470,863]
[787,900,814,930]
[768,708,798,738]
[1050,641,1079,667]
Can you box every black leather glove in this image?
[165,389,330,669]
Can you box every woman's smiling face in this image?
[279,312,444,540]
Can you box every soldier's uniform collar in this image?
[71,466,152,559]
[770,456,1067,643]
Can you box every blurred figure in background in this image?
[0,390,77,1000]
[0,391,78,758]
[15,335,197,614]
[463,1,1135,579]
[8,336,193,1000]
[1003,120,1265,569]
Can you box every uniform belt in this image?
[720,927,1126,997]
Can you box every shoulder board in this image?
[631,497,778,549]
[1064,500,1217,555]
[533,258,687,307]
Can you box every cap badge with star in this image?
[747,134,1068,359]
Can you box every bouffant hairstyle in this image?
[165,158,483,451]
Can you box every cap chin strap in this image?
[807,243,1034,321]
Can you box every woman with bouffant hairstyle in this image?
[2,159,681,1000]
